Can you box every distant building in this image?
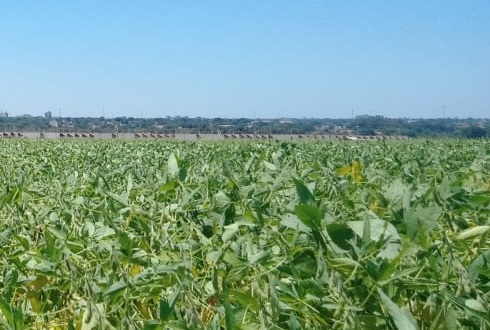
[0,111,8,118]
[45,111,52,119]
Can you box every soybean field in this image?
[0,139,489,329]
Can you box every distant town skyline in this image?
[1,1,489,118]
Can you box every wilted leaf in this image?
[167,153,179,177]
[206,250,221,264]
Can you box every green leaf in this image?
[247,250,270,265]
[106,191,129,206]
[325,223,354,250]
[224,293,235,330]
[14,235,30,250]
[263,160,277,171]
[223,250,242,268]
[118,232,134,257]
[293,178,315,204]
[288,313,301,330]
[348,213,401,259]
[159,299,172,321]
[468,251,490,281]
[93,222,116,240]
[294,204,322,229]
[0,296,24,330]
[229,290,260,310]
[290,249,317,278]
[377,288,418,330]
[361,214,371,247]
[384,178,411,210]
[445,305,458,330]
[103,281,127,298]
[159,180,177,192]
[143,322,161,330]
[357,315,378,329]
[404,206,442,240]
[72,196,84,205]
[214,191,230,208]
[47,226,67,240]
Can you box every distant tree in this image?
[462,126,487,139]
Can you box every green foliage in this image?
[1,115,489,137]
[462,126,488,139]
[0,138,489,329]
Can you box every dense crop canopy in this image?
[0,139,489,329]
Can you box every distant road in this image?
[1,132,402,140]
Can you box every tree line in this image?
[0,115,489,138]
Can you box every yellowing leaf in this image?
[336,165,352,176]
[28,275,48,291]
[28,291,42,313]
[129,264,142,277]
[369,199,386,216]
[352,160,362,183]
[200,307,215,325]
[336,161,363,183]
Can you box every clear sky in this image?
[1,1,489,118]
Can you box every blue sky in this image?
[1,1,489,118]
